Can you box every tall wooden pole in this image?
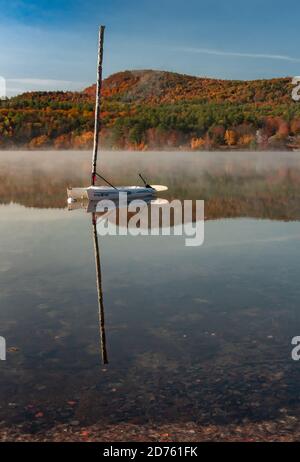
[91,25,105,186]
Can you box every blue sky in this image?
[1,0,300,94]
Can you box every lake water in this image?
[1,150,300,434]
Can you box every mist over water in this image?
[1,150,300,215]
[2,150,300,181]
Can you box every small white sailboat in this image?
[68,184,168,202]
[86,184,168,201]
[67,26,168,204]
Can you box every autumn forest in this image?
[1,69,300,151]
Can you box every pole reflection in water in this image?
[92,212,109,365]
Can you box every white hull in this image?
[67,185,168,202]
[68,186,168,202]
[87,186,155,200]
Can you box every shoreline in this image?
[0,147,296,153]
[1,419,299,442]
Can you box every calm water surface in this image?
[1,151,300,432]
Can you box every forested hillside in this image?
[0,70,299,150]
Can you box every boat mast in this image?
[91,25,105,186]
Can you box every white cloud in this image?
[176,46,300,63]
[9,78,82,85]
[6,78,88,96]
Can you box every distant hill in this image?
[0,70,299,150]
[84,70,292,104]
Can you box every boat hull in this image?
[68,186,156,202]
[67,185,168,202]
[87,186,156,201]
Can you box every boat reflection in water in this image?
[68,197,169,365]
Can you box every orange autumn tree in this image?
[191,137,205,150]
[28,135,49,149]
[73,131,94,149]
[224,129,237,146]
